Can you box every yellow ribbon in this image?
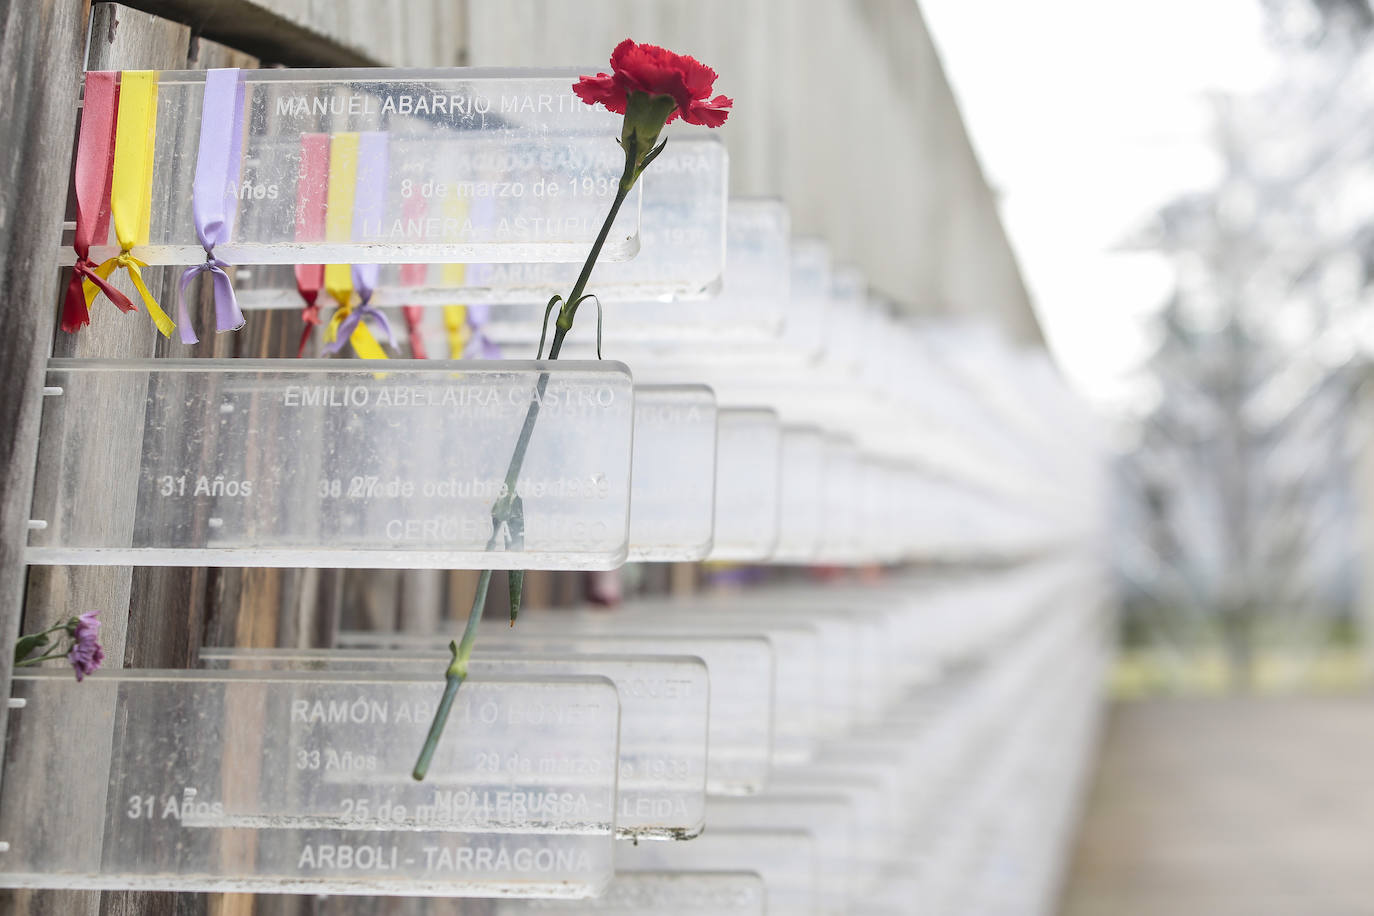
[440,196,470,358]
[94,70,174,338]
[323,132,359,311]
[348,323,389,359]
[317,132,386,360]
[443,304,469,358]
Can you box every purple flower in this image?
[66,611,104,682]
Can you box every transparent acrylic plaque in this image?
[679,602,859,741]
[238,140,726,306]
[482,199,788,342]
[337,632,774,795]
[571,609,817,765]
[617,830,815,916]
[629,385,717,562]
[0,670,618,896]
[492,871,767,915]
[199,648,708,841]
[763,774,888,898]
[707,408,782,561]
[27,359,633,569]
[316,871,767,916]
[817,436,863,565]
[707,795,855,915]
[783,238,832,359]
[65,68,646,265]
[732,597,896,729]
[771,425,826,561]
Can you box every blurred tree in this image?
[1118,0,1372,688]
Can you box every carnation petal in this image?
[683,94,733,127]
[678,57,720,99]
[576,39,729,130]
[573,72,628,114]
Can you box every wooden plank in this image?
[0,6,305,915]
[120,0,467,67]
[0,1,95,913]
[0,0,90,758]
[3,6,190,911]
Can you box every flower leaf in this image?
[537,295,562,359]
[595,296,604,359]
[508,570,525,627]
[13,633,49,665]
[637,138,668,178]
[505,494,526,626]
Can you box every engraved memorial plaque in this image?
[483,609,819,771]
[0,670,618,896]
[617,829,815,916]
[772,425,826,562]
[66,69,650,265]
[482,198,788,342]
[316,871,766,916]
[337,632,775,796]
[28,359,633,569]
[708,408,781,561]
[199,648,709,840]
[238,139,727,306]
[628,385,717,561]
[762,774,888,898]
[492,871,767,915]
[707,796,855,916]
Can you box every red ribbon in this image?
[402,305,427,358]
[399,194,429,358]
[295,264,324,358]
[63,72,131,332]
[294,133,329,356]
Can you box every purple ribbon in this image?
[325,132,396,355]
[463,303,502,359]
[324,302,396,354]
[179,68,247,344]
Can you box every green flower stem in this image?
[411,143,640,782]
[13,620,73,666]
[14,650,72,667]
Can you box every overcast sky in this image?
[920,0,1280,409]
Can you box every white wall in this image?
[465,0,1042,344]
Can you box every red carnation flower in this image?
[574,39,733,127]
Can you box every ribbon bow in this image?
[464,303,502,359]
[61,71,128,332]
[61,70,171,336]
[104,71,173,336]
[324,301,396,354]
[440,304,501,359]
[295,265,325,358]
[177,255,241,344]
[177,68,246,344]
[322,132,394,359]
[90,251,174,337]
[64,257,136,329]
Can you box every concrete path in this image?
[1058,697,1374,916]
